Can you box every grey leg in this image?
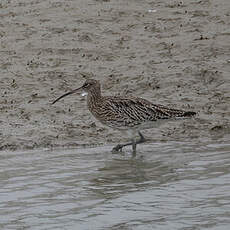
[112,141,133,153]
[112,131,147,154]
[132,139,137,157]
[137,131,146,143]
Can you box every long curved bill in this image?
[52,86,82,105]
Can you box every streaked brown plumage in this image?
[52,79,196,155]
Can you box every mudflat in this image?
[0,0,229,151]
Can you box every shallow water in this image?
[0,141,230,230]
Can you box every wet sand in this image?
[0,0,230,151]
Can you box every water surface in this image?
[0,141,230,229]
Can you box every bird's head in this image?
[52,79,100,105]
[81,79,100,93]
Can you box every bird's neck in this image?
[87,88,102,112]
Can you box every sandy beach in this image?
[0,0,229,151]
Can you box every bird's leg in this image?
[112,141,133,153]
[112,131,147,154]
[132,139,137,157]
[136,131,146,144]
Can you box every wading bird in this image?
[52,79,196,156]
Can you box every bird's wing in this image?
[106,96,193,118]
[96,97,165,127]
[94,96,195,128]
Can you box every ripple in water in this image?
[0,141,230,230]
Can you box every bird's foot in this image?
[112,144,123,154]
[111,133,146,155]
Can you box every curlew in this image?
[52,79,196,156]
